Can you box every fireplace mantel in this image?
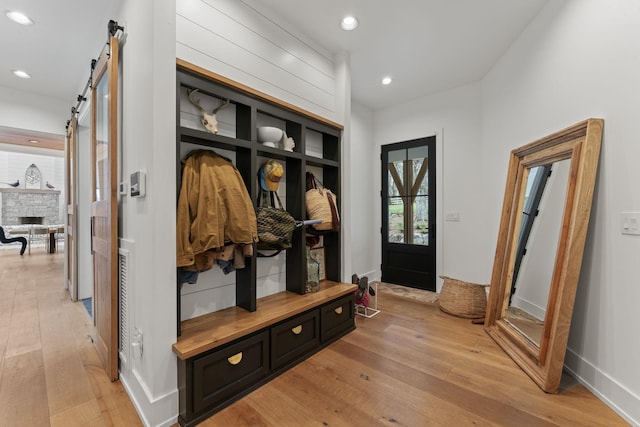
[0,187,61,195]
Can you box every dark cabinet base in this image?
[177,294,355,427]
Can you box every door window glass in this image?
[386,145,429,246]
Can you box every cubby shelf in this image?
[174,60,352,426]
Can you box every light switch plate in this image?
[130,170,146,197]
[621,212,640,235]
[445,211,460,222]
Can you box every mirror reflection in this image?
[504,159,571,346]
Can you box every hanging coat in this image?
[176,150,257,269]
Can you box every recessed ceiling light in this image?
[12,69,31,79]
[340,15,359,31]
[28,139,39,144]
[382,76,392,85]
[5,11,34,25]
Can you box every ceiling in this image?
[0,0,548,149]
[0,126,65,152]
[254,0,548,110]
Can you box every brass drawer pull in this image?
[227,352,243,365]
[291,325,303,335]
[334,307,343,315]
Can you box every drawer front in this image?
[193,331,269,413]
[320,294,355,342]
[270,310,319,370]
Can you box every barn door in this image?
[90,36,119,381]
[65,117,78,301]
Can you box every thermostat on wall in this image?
[130,170,146,197]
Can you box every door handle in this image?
[227,352,243,365]
[90,217,94,254]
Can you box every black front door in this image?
[381,137,436,291]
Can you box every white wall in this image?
[112,1,178,426]
[481,1,640,424]
[0,86,68,136]
[373,83,485,290]
[176,0,336,121]
[349,102,376,279]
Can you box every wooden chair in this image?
[30,226,52,253]
[0,226,27,255]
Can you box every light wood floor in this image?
[0,250,141,427]
[0,249,628,427]
[203,293,628,426]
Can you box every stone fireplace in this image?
[0,188,60,225]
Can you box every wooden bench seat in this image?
[173,280,356,360]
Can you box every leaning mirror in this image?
[485,118,603,393]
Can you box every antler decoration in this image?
[186,88,229,134]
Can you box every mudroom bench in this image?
[173,281,356,427]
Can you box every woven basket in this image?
[438,275,489,319]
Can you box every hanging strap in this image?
[257,189,285,210]
[327,193,340,232]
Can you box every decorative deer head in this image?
[187,89,230,134]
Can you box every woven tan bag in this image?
[438,275,489,319]
[305,172,340,232]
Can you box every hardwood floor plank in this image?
[44,347,95,417]
[0,349,50,427]
[5,284,41,358]
[50,399,105,427]
[245,385,345,427]
[37,259,96,416]
[316,344,510,426]
[199,399,269,426]
[80,342,142,426]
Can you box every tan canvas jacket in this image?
[176,150,258,268]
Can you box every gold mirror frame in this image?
[485,118,603,393]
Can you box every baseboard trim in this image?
[564,348,639,426]
[120,370,178,427]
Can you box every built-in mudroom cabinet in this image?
[172,60,357,427]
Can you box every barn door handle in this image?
[90,217,94,254]
[291,325,303,335]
